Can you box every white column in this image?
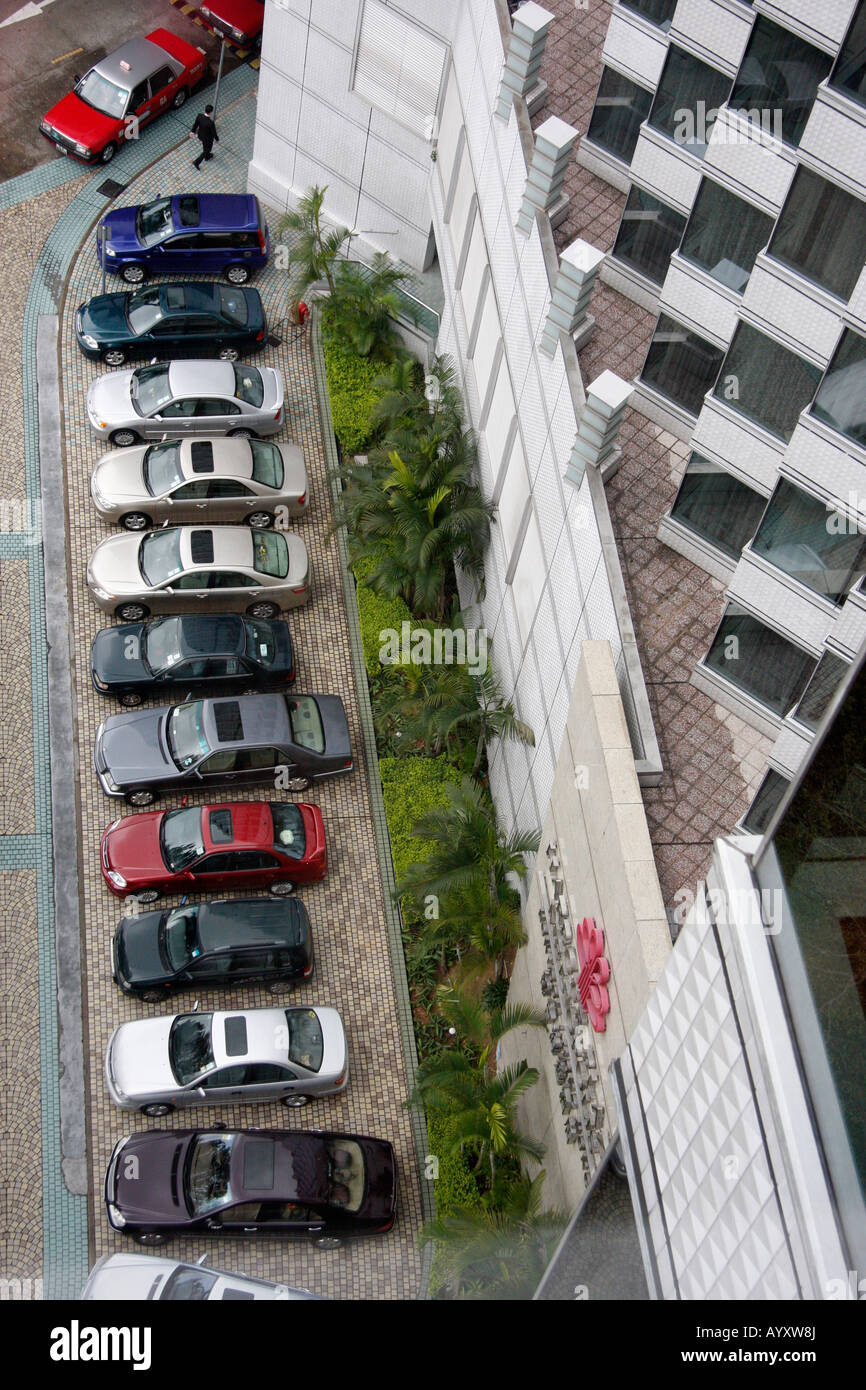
[495,2,554,120]
[516,115,578,235]
[540,238,606,356]
[565,371,634,486]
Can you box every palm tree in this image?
[398,778,539,904]
[411,1049,544,1180]
[390,659,535,776]
[420,1171,567,1299]
[279,185,353,301]
[437,983,545,1051]
[321,253,417,360]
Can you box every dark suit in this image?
[192,113,219,168]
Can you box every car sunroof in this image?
[190,441,214,474]
[177,195,200,227]
[243,1140,275,1192]
[214,701,243,743]
[190,530,214,564]
[208,808,233,843]
[224,1016,248,1057]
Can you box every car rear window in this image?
[252,531,288,579]
[283,1009,324,1072]
[286,697,324,753]
[143,443,184,497]
[218,287,249,327]
[249,441,284,490]
[270,803,305,859]
[234,364,263,407]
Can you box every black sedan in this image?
[93,692,353,805]
[90,613,295,707]
[111,897,314,1000]
[104,1129,398,1247]
[75,282,267,366]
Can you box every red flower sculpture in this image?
[575,916,611,1032]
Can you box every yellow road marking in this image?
[51,47,83,64]
[249,58,260,70]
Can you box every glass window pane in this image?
[586,66,652,163]
[742,769,790,834]
[729,15,832,147]
[618,0,676,29]
[751,479,866,604]
[704,602,817,715]
[769,167,866,301]
[679,178,773,293]
[794,650,850,732]
[640,313,725,415]
[831,0,866,107]
[670,453,766,558]
[612,185,686,285]
[714,322,821,440]
[648,45,731,157]
[811,328,866,447]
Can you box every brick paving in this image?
[533,0,772,909]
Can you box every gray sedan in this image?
[87,360,285,446]
[105,1006,348,1115]
[90,436,309,530]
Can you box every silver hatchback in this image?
[87,360,285,446]
[105,1006,348,1115]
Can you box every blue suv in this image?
[97,193,270,285]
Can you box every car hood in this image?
[102,811,165,879]
[97,706,175,787]
[88,370,134,425]
[91,624,148,684]
[87,531,147,597]
[78,294,130,338]
[91,449,149,505]
[109,1132,196,1226]
[43,91,119,146]
[100,205,143,254]
[114,910,169,986]
[108,1017,177,1098]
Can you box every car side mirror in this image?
[195,1253,210,1267]
[195,1087,207,1099]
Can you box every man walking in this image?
[190,104,219,169]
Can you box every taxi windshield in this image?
[75,69,129,120]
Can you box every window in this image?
[619,0,676,31]
[670,454,766,559]
[831,0,866,107]
[352,0,447,138]
[704,602,816,716]
[714,322,821,440]
[127,81,150,113]
[640,313,725,415]
[586,66,652,164]
[195,398,240,417]
[287,697,325,753]
[810,328,866,446]
[768,167,866,301]
[742,769,790,834]
[250,441,284,489]
[148,67,175,96]
[793,650,850,731]
[253,531,289,579]
[679,179,773,293]
[648,45,731,157]
[751,479,866,604]
[611,186,686,284]
[729,16,831,147]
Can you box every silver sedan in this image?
[90,436,309,530]
[82,1254,320,1301]
[105,1006,348,1115]
[86,360,285,446]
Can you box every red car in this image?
[200,1,265,47]
[100,800,327,901]
[40,29,207,165]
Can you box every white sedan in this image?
[82,1253,321,1301]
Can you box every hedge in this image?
[355,576,412,680]
[426,1110,484,1297]
[378,755,462,884]
[322,336,381,456]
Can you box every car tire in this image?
[132,889,160,905]
[135,1231,166,1247]
[225,263,251,285]
[172,86,188,110]
[313,1235,342,1249]
[119,692,143,708]
[140,988,166,1003]
[120,512,151,532]
[246,511,274,528]
[126,789,155,808]
[218,346,240,361]
[142,1103,174,1117]
[265,977,294,995]
[228,427,254,438]
[100,141,117,165]
[102,347,127,367]
[282,1093,312,1107]
[110,429,142,447]
[287,776,310,792]
[115,602,150,621]
[268,881,296,897]
[120,263,148,285]
[246,600,279,620]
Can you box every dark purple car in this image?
[105,1129,397,1247]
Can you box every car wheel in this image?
[142,1103,174,1117]
[120,512,151,532]
[140,988,165,1003]
[119,692,143,708]
[266,977,294,995]
[228,427,254,438]
[246,600,279,620]
[172,86,188,110]
[120,263,147,285]
[287,776,310,792]
[246,511,274,528]
[110,429,141,447]
[100,141,117,165]
[135,1231,166,1247]
[103,347,127,367]
[218,346,240,361]
[115,602,150,621]
[282,1093,312,1107]
[268,881,296,897]
[132,889,160,905]
[313,1235,342,1249]
[225,263,251,285]
[126,789,155,808]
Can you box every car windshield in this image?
[74,68,129,119]
[185,1135,236,1216]
[252,531,288,579]
[167,701,211,770]
[160,1267,218,1301]
[169,1014,215,1085]
[270,803,305,859]
[160,906,199,972]
[139,528,183,586]
[284,1009,324,1072]
[143,443,184,498]
[142,617,184,674]
[135,197,174,246]
[132,364,173,417]
[234,364,263,407]
[127,287,165,336]
[244,618,275,667]
[160,806,205,873]
[219,287,248,327]
[249,441,284,490]
[287,697,325,753]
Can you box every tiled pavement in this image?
[533,0,772,910]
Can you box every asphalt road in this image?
[0,0,249,180]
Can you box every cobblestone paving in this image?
[59,100,423,1298]
[534,0,772,909]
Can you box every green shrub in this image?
[426,1111,483,1296]
[322,337,382,455]
[378,755,462,884]
[356,580,412,679]
[482,977,510,1012]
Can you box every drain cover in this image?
[96,179,127,198]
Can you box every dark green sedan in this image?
[75,283,267,366]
